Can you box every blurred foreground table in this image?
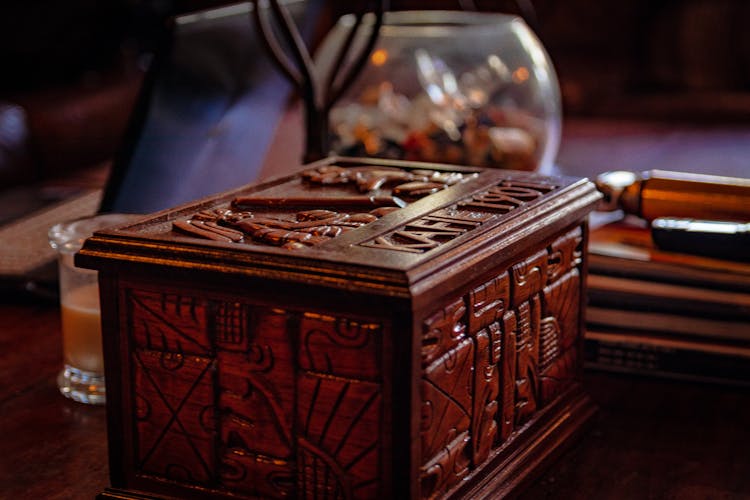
[2,297,749,499]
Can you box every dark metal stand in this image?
[251,0,386,162]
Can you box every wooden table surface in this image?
[2,295,749,500]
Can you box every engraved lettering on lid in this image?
[361,178,559,253]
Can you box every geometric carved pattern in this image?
[126,290,384,499]
[420,337,474,460]
[514,296,541,427]
[547,226,583,282]
[419,224,585,497]
[297,374,382,499]
[468,272,509,333]
[470,329,499,466]
[499,310,517,441]
[217,306,295,485]
[421,298,467,367]
[510,250,548,308]
[362,179,558,254]
[131,290,209,355]
[419,431,471,500]
[133,349,214,483]
[540,269,581,405]
[298,313,381,381]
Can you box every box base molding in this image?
[449,386,598,499]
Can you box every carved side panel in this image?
[418,223,587,498]
[421,298,467,367]
[420,299,474,498]
[539,269,581,405]
[470,329,499,466]
[514,296,541,427]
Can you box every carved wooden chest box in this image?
[78,157,601,500]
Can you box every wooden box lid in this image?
[78,157,600,296]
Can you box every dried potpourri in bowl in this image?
[317,11,562,172]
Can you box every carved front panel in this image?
[296,314,383,499]
[297,374,382,499]
[130,290,214,483]
[134,349,215,483]
[126,289,385,499]
[216,306,296,495]
[298,313,381,381]
[419,225,585,498]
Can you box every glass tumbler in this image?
[48,213,136,405]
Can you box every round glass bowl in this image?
[318,11,562,172]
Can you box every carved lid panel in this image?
[78,157,600,291]
[171,163,478,250]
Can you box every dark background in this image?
[2,0,749,189]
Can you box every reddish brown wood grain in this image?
[76,160,607,499]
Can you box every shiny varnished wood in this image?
[75,158,601,499]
